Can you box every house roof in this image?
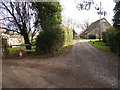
[80,18,111,35]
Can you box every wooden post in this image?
[2,39,9,58]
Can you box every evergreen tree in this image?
[113,1,120,30]
[32,2,62,31]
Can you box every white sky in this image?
[0,1,116,34]
[60,0,116,34]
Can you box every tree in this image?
[32,2,62,31]
[79,19,91,32]
[63,17,77,29]
[62,17,78,39]
[0,2,40,50]
[113,1,120,30]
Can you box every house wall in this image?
[8,35,24,45]
[87,28,100,39]
[81,18,111,39]
[87,22,110,39]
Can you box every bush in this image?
[102,31,107,42]
[88,34,96,39]
[36,26,73,54]
[102,26,120,56]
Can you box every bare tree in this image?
[63,17,78,30]
[0,2,40,50]
[79,19,91,32]
[63,17,78,38]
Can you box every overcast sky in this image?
[60,0,116,34]
[0,0,117,34]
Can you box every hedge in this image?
[36,26,73,54]
[88,34,96,39]
[102,26,120,56]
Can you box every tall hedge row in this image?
[102,26,120,56]
[36,26,73,54]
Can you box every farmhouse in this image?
[80,18,111,39]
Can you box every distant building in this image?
[80,18,111,39]
[7,34,24,46]
[7,33,38,46]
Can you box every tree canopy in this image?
[113,1,120,30]
[32,2,62,31]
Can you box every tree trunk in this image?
[23,34,31,50]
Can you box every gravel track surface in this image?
[2,39,118,88]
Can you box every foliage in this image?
[88,34,96,39]
[62,26,73,46]
[36,26,73,54]
[102,26,120,55]
[32,2,62,31]
[113,1,120,30]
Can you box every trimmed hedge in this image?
[36,26,73,54]
[88,34,96,39]
[102,26,120,56]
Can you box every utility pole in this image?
[99,2,102,41]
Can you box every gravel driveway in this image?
[2,39,118,88]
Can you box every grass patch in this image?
[6,46,36,57]
[9,46,26,51]
[9,46,35,51]
[4,45,73,59]
[4,40,76,59]
[88,39,110,51]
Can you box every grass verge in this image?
[9,46,35,51]
[3,40,76,59]
[88,39,110,51]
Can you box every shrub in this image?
[102,26,120,56]
[88,34,96,39]
[102,31,107,42]
[36,26,73,54]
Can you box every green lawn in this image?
[88,39,110,51]
[6,46,36,57]
[6,40,75,58]
[9,46,36,51]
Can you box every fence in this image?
[2,43,36,58]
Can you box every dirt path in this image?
[2,39,118,88]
